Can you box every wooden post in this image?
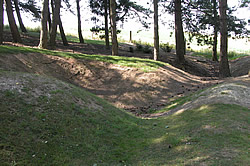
[130,31,132,43]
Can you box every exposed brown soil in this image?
[1,31,249,116]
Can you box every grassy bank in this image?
[1,72,249,165]
[0,45,167,72]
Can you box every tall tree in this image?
[58,16,69,46]
[153,0,159,61]
[174,0,185,64]
[0,0,3,44]
[89,0,151,48]
[219,0,231,77]
[48,4,52,32]
[110,0,118,56]
[39,0,49,49]
[76,0,84,43]
[5,0,22,43]
[212,0,218,61]
[50,0,68,46]
[14,0,27,33]
[104,0,109,49]
[49,0,61,48]
[181,0,248,61]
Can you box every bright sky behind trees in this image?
[14,0,249,33]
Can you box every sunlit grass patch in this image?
[191,49,250,60]
[138,104,250,165]
[0,45,167,72]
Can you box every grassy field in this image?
[0,71,249,165]
[191,49,250,60]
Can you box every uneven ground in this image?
[0,32,250,165]
[1,71,249,165]
[1,32,250,115]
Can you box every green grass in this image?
[191,49,250,60]
[65,34,107,45]
[0,45,167,72]
[0,72,249,165]
[139,104,250,165]
[4,25,107,46]
[150,85,218,114]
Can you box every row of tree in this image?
[0,0,249,78]
[153,0,248,77]
[0,0,150,49]
[0,0,80,47]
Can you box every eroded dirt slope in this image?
[1,31,249,115]
[0,52,223,114]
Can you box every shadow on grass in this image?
[1,80,249,166]
[136,104,250,165]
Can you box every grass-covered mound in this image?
[0,71,147,165]
[0,45,166,72]
[0,72,249,165]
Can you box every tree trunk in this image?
[212,0,218,61]
[59,16,68,46]
[153,0,159,61]
[174,0,185,64]
[76,0,84,43]
[48,4,52,32]
[39,0,49,49]
[219,0,231,77]
[110,0,118,56]
[5,0,22,43]
[14,0,27,33]
[0,0,3,44]
[49,0,61,48]
[104,0,109,49]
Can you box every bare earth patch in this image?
[0,52,224,115]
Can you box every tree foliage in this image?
[89,0,152,28]
[19,0,41,20]
[162,0,249,45]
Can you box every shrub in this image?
[136,43,143,51]
[129,47,134,53]
[160,43,173,53]
[90,27,121,40]
[143,45,152,54]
